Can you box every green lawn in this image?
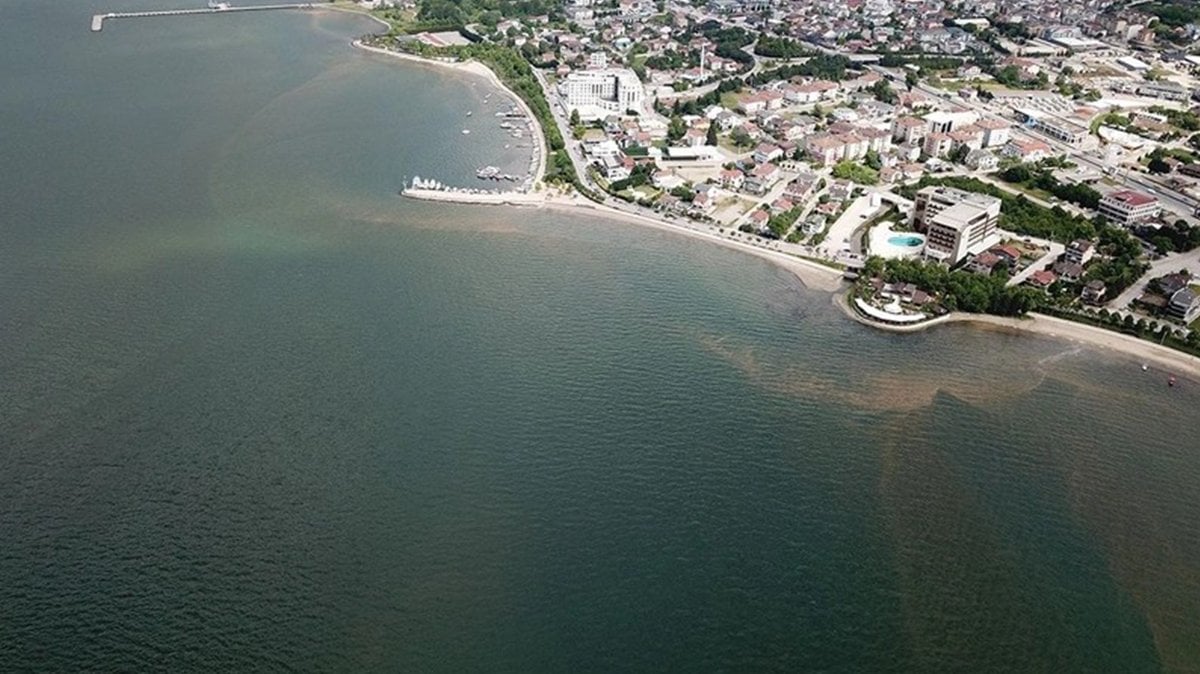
[619,186,661,201]
[992,177,1056,203]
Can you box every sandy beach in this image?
[541,195,846,292]
[836,293,1200,379]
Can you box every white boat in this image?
[462,129,471,135]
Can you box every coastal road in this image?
[534,68,606,196]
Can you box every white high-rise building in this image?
[559,69,645,120]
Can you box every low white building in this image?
[1099,190,1160,226]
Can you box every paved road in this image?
[1109,246,1200,309]
[819,193,883,257]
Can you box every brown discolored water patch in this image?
[694,329,1050,413]
[1053,428,1200,672]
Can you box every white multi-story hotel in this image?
[913,186,1002,265]
[559,68,645,120]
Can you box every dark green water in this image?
[2,2,1199,671]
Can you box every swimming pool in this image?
[887,235,925,248]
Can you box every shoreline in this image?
[356,29,1200,379]
[836,293,1200,380]
[540,195,847,292]
[351,40,547,184]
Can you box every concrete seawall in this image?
[401,187,545,207]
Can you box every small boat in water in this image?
[462,129,471,135]
[1168,375,1177,387]
[466,111,473,117]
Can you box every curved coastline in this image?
[356,37,1200,380]
[836,292,1200,380]
[351,40,548,184]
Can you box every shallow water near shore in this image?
[2,2,1199,671]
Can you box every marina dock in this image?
[90,3,315,32]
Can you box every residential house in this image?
[718,169,744,191]
[752,143,785,164]
[749,208,771,232]
[1052,260,1084,282]
[1027,270,1058,289]
[965,148,998,171]
[1167,288,1200,322]
[1081,279,1107,304]
[744,163,782,194]
[1003,137,1053,163]
[1064,239,1095,266]
[968,252,1002,275]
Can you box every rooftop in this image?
[1105,190,1157,206]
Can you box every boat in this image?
[1142,364,1148,372]
[466,111,473,117]
[499,121,513,129]
[462,129,471,135]
[1168,375,1176,387]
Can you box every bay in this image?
[1,2,1197,671]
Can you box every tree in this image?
[864,149,882,170]
[947,143,970,164]
[730,127,753,148]
[904,70,918,91]
[569,108,581,127]
[871,79,897,104]
[1148,157,1172,174]
[706,123,719,146]
[667,115,686,142]
[670,184,695,201]
[831,160,878,185]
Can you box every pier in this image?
[401,175,544,206]
[90,3,316,33]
